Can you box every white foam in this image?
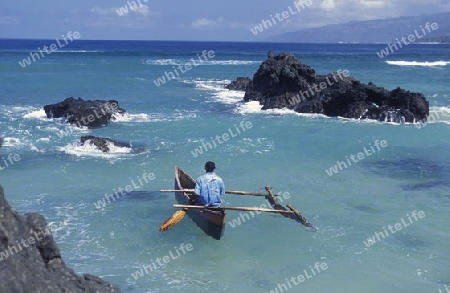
[426,106,450,124]
[142,58,179,65]
[193,79,332,117]
[54,50,101,53]
[60,140,133,159]
[191,79,230,90]
[23,109,47,119]
[233,101,446,127]
[11,106,35,112]
[112,112,152,123]
[36,137,50,143]
[142,59,259,66]
[386,60,450,67]
[234,101,328,118]
[192,79,245,104]
[235,101,264,114]
[2,137,21,147]
[206,60,260,65]
[34,124,90,139]
[211,90,245,105]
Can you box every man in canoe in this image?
[194,161,225,207]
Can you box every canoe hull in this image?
[174,167,226,240]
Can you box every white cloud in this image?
[91,4,152,17]
[191,17,224,29]
[320,0,336,11]
[132,5,151,17]
[91,6,116,16]
[288,0,450,29]
[359,0,386,9]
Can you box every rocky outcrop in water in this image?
[44,97,126,128]
[225,77,252,91]
[230,52,429,123]
[0,186,121,293]
[80,135,131,153]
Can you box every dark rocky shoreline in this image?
[0,186,121,293]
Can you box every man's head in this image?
[205,161,216,172]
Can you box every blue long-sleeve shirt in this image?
[194,172,225,207]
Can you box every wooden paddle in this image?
[159,208,188,232]
[172,204,297,214]
[160,189,273,197]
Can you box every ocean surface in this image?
[0,40,449,293]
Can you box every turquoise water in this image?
[0,40,449,292]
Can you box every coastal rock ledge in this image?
[0,186,121,293]
[44,97,126,128]
[235,52,429,123]
[80,135,131,153]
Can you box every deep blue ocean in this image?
[0,40,449,293]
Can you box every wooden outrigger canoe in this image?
[174,166,226,240]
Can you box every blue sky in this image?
[0,0,448,41]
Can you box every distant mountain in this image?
[268,12,450,43]
[414,36,450,43]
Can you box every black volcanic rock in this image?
[0,186,121,293]
[226,77,252,91]
[80,135,131,153]
[44,97,126,128]
[243,52,429,123]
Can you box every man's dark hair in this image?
[205,161,216,172]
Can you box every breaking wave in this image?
[386,60,450,67]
